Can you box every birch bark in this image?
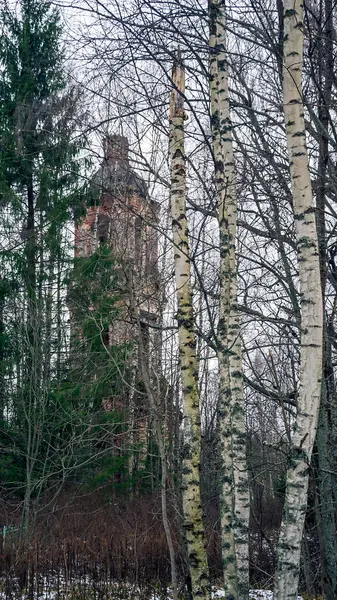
[209,1,249,597]
[169,55,211,600]
[274,1,324,598]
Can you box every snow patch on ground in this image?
[249,592,302,600]
[213,592,302,600]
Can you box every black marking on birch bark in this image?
[177,317,194,329]
[222,552,236,564]
[218,56,229,70]
[211,113,221,128]
[189,479,200,487]
[220,251,230,263]
[294,213,306,221]
[231,369,243,379]
[302,206,315,215]
[215,160,225,173]
[173,149,184,159]
[296,237,316,248]
[185,340,197,350]
[284,8,297,17]
[209,14,217,38]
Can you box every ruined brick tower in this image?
[74,135,162,479]
[75,134,161,369]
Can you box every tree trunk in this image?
[274,1,324,598]
[313,2,337,596]
[22,173,37,538]
[137,319,178,600]
[169,53,211,600]
[316,311,337,599]
[209,1,249,597]
[26,173,37,369]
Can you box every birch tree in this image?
[169,54,211,600]
[209,1,249,598]
[274,1,324,597]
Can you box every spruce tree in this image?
[0,0,85,533]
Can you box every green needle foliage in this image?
[0,0,87,518]
[47,245,135,492]
[0,0,154,525]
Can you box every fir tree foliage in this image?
[67,245,132,411]
[0,0,87,509]
[62,245,139,491]
[0,0,86,225]
[0,0,157,517]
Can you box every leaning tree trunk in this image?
[274,2,324,598]
[209,1,249,597]
[169,54,211,600]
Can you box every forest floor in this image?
[0,582,304,600]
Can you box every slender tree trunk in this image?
[169,53,211,600]
[209,2,249,597]
[44,256,54,385]
[0,289,4,422]
[56,250,63,381]
[26,174,37,371]
[137,320,178,600]
[274,2,324,598]
[22,173,37,538]
[316,309,337,599]
[313,2,337,596]
[209,9,237,595]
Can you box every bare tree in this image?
[274,1,324,598]
[169,53,211,600]
[209,1,249,597]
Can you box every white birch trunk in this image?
[209,1,249,597]
[169,54,211,600]
[274,2,324,598]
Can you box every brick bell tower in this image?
[74,135,162,477]
[75,134,161,353]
